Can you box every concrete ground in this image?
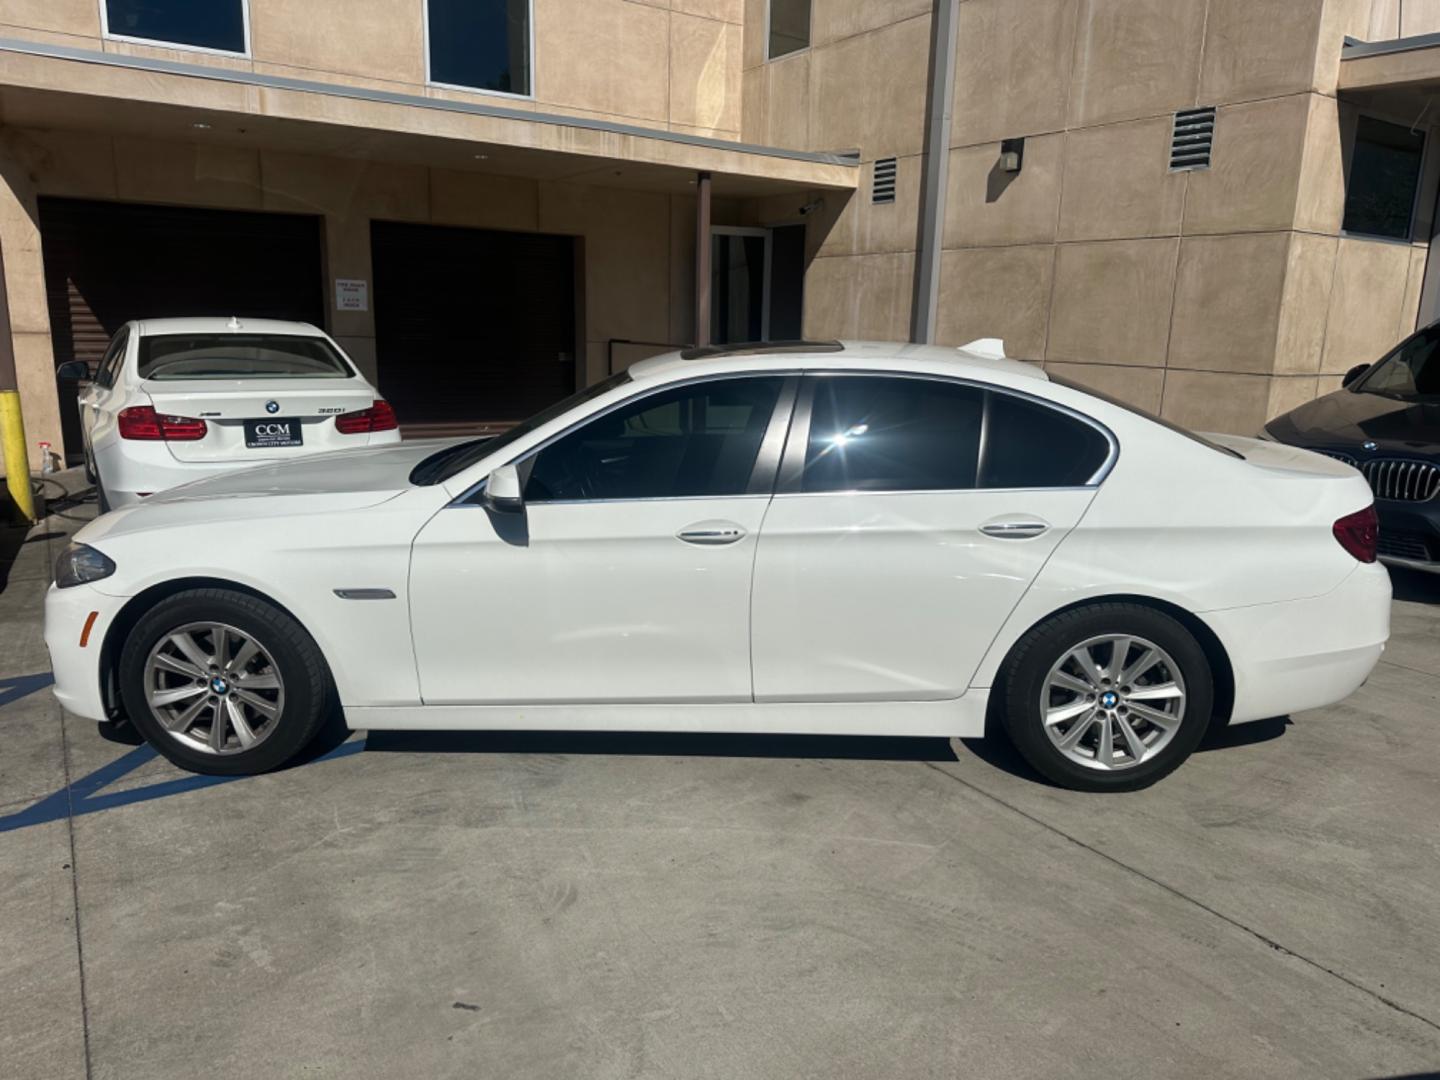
[2,480,1438,1080]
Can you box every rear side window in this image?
[524,376,784,501]
[802,376,983,492]
[138,334,354,380]
[980,393,1112,488]
[95,328,129,389]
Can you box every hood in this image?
[75,439,461,544]
[1269,388,1440,457]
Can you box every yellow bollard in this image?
[0,389,35,523]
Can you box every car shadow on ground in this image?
[363,729,961,762]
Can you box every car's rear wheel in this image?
[119,588,333,775]
[1000,603,1213,792]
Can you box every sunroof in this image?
[678,340,844,361]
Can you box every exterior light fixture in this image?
[1000,137,1025,173]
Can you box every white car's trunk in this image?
[142,377,380,463]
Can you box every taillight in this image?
[335,400,398,435]
[117,406,207,441]
[1333,505,1379,563]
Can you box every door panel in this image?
[750,489,1096,701]
[410,497,770,704]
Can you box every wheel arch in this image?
[986,594,1236,728]
[97,576,328,720]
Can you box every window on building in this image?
[1343,116,1425,241]
[978,393,1112,488]
[103,0,247,54]
[768,0,812,59]
[428,0,532,96]
[524,377,785,501]
[802,376,983,493]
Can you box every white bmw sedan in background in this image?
[44,341,1390,792]
[56,316,400,509]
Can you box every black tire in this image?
[999,603,1213,792]
[119,588,334,776]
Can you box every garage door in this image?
[370,221,578,429]
[38,197,325,462]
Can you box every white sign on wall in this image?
[334,278,369,312]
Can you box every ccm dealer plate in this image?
[244,417,303,448]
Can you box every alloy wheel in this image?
[1040,634,1186,772]
[143,621,285,755]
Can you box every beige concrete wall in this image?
[740,0,930,343]
[0,126,700,462]
[0,0,744,140]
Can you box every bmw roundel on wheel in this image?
[57,316,400,511]
[44,340,1391,792]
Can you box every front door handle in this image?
[980,518,1050,539]
[677,521,747,545]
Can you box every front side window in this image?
[802,376,983,493]
[104,0,247,54]
[768,0,812,59]
[1358,325,1440,399]
[524,377,784,501]
[1343,116,1425,241]
[138,334,354,381]
[428,0,531,96]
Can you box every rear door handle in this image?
[677,521,747,545]
[980,518,1050,539]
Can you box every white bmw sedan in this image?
[44,341,1390,792]
[56,317,400,510]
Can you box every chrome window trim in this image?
[777,370,1119,496]
[447,371,803,507]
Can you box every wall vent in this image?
[1170,107,1216,171]
[872,157,897,204]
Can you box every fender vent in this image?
[872,157,897,204]
[1170,107,1216,171]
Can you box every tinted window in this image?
[980,393,1111,488]
[95,329,129,390]
[769,0,811,58]
[525,377,783,501]
[1359,325,1440,399]
[1343,116,1424,240]
[105,0,246,53]
[138,334,354,380]
[429,0,531,95]
[802,376,982,493]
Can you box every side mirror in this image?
[56,360,91,382]
[482,463,524,513]
[1342,363,1371,387]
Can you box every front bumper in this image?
[43,582,129,722]
[1375,498,1440,573]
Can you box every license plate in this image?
[244,418,303,449]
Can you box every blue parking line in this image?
[0,671,366,834]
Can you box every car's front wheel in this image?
[1000,603,1213,792]
[119,588,333,775]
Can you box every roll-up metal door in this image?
[38,197,325,462]
[370,220,578,430]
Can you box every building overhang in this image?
[0,37,859,198]
[1339,33,1440,119]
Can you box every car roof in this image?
[130,317,327,337]
[626,339,1047,384]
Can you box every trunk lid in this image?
[140,377,380,463]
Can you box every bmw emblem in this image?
[265,400,280,414]
[1362,440,1378,452]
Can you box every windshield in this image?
[410,371,633,486]
[139,334,355,380]
[1355,325,1440,400]
[1049,376,1243,459]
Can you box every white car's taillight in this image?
[117,406,207,441]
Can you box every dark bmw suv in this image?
[1264,323,1440,574]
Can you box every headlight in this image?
[54,543,116,589]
